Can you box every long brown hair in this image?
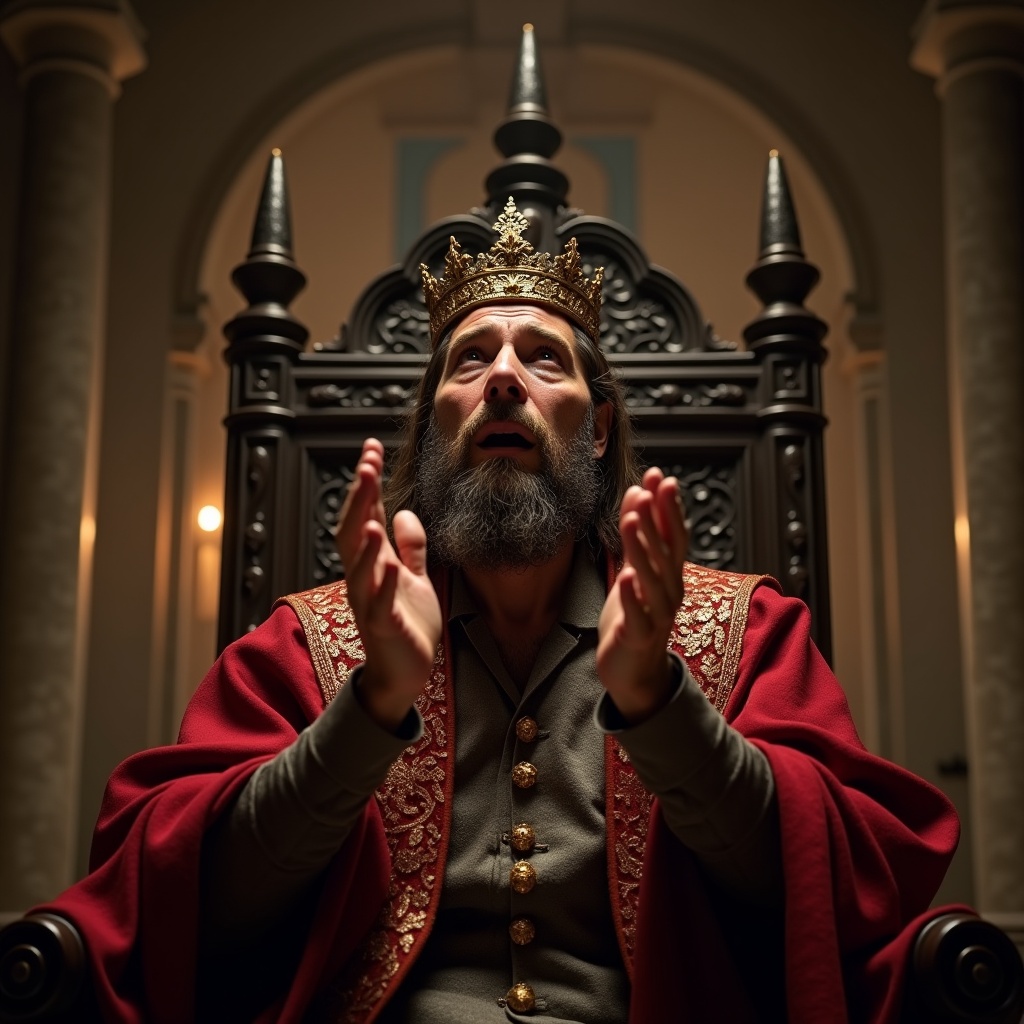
[383,322,641,559]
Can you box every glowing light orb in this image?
[197,505,222,532]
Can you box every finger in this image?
[345,521,384,604]
[654,478,689,569]
[337,443,385,558]
[642,465,665,495]
[367,561,399,631]
[618,484,645,526]
[393,510,428,576]
[618,567,654,640]
[634,492,672,579]
[361,440,387,526]
[622,512,675,621]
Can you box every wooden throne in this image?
[217,36,832,661]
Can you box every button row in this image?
[505,717,540,1011]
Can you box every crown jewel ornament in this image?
[420,197,604,345]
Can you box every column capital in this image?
[0,0,146,93]
[912,1,1024,81]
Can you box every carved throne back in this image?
[218,32,832,661]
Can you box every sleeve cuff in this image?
[594,651,687,734]
[594,653,731,793]
[307,667,424,792]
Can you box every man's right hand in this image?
[336,438,442,732]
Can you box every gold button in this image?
[515,716,539,742]
[512,762,537,789]
[510,822,536,852]
[505,982,536,1012]
[510,860,537,894]
[509,917,536,945]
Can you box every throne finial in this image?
[486,24,568,227]
[744,150,823,314]
[758,149,803,259]
[507,23,549,117]
[226,148,307,341]
[249,148,294,259]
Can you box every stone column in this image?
[0,1,144,912]
[912,1,1024,948]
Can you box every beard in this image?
[416,401,600,571]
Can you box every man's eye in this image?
[536,349,558,362]
[458,349,482,363]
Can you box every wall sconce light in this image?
[197,505,222,532]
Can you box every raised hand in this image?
[597,466,689,724]
[336,438,442,731]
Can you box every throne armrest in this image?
[1,908,1023,1021]
[0,914,85,1023]
[908,911,1024,1023]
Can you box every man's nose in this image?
[484,348,527,403]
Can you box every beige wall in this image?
[0,0,969,905]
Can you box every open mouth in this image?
[478,432,535,450]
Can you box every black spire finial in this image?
[486,24,568,230]
[507,22,548,113]
[249,148,294,258]
[743,149,825,350]
[759,150,803,258]
[225,148,307,347]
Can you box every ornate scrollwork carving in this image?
[660,463,738,569]
[780,442,808,595]
[307,382,415,409]
[583,256,675,354]
[368,297,432,355]
[312,465,357,582]
[624,382,746,409]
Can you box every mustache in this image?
[456,401,549,451]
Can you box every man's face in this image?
[432,305,610,467]
[416,305,612,569]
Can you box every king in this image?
[39,200,957,1023]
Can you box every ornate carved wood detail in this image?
[560,217,734,355]
[239,438,278,633]
[303,450,399,589]
[778,439,809,596]
[306,381,416,410]
[219,151,307,651]
[655,460,745,573]
[623,381,747,410]
[341,216,494,355]
[310,462,353,584]
[244,361,283,404]
[339,212,732,357]
[771,360,808,401]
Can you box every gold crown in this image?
[420,198,604,346]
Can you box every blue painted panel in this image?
[395,137,461,260]
[570,136,636,233]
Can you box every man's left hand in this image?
[597,467,689,725]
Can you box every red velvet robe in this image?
[38,566,959,1023]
